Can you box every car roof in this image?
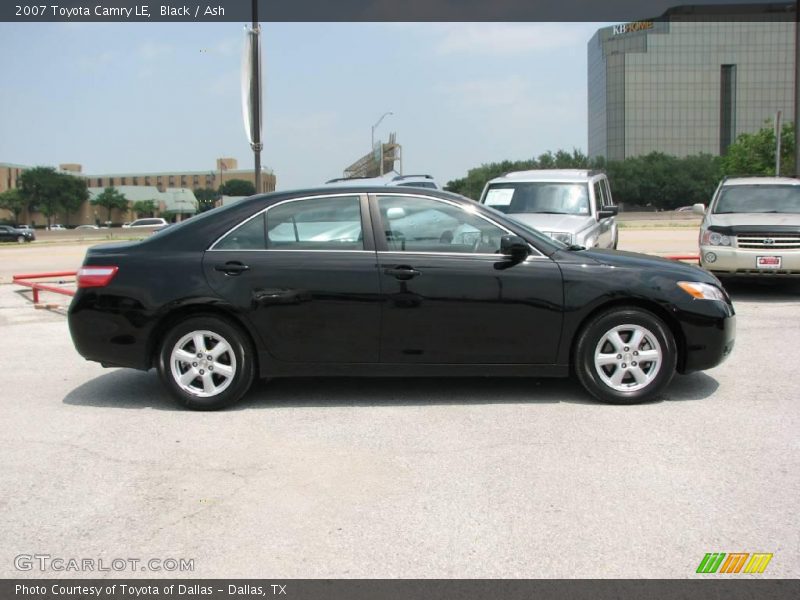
[488,169,605,184]
[722,177,800,186]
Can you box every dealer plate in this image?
[756,256,782,269]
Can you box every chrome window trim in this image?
[209,249,375,254]
[377,250,550,260]
[207,193,366,251]
[372,192,545,258]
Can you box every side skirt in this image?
[257,354,569,379]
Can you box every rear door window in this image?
[266,195,363,250]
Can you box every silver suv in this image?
[693,177,800,277]
[479,169,618,248]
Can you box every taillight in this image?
[77,266,119,288]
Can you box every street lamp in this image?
[371,111,393,176]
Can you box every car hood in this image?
[567,247,718,284]
[706,212,800,228]
[507,212,594,233]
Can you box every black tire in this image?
[17,235,25,243]
[574,307,676,405]
[157,315,255,410]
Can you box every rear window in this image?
[483,182,591,216]
[714,185,800,214]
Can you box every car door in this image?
[202,193,382,364]
[370,193,564,365]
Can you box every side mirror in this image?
[692,203,706,215]
[500,234,529,262]
[598,206,618,219]
[386,207,406,220]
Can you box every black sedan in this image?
[0,224,35,243]
[68,187,735,410]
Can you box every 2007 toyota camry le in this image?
[67,187,735,410]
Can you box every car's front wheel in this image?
[17,235,26,243]
[574,308,676,404]
[157,315,255,410]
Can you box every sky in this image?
[0,21,606,190]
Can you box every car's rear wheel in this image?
[574,308,676,404]
[157,315,255,410]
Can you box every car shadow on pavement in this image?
[722,279,800,302]
[63,369,718,411]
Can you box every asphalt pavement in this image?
[1,272,798,578]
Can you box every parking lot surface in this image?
[1,238,798,579]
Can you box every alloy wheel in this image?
[593,324,662,392]
[169,330,237,397]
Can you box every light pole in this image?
[251,0,262,194]
[371,111,393,175]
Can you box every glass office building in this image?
[588,9,794,161]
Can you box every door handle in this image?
[215,261,250,276]
[384,266,420,280]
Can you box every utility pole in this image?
[251,0,262,193]
[776,110,782,176]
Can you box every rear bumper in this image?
[68,292,153,370]
[700,246,800,276]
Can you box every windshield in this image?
[714,185,800,214]
[483,182,591,216]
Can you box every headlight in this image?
[544,231,573,244]
[677,281,727,302]
[700,229,734,247]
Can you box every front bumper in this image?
[699,246,800,276]
[678,298,736,373]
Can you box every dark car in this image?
[68,187,735,410]
[0,224,35,243]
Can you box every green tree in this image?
[444,148,601,200]
[131,199,157,218]
[91,187,129,223]
[194,187,219,212]
[445,148,719,210]
[219,179,256,197]
[606,152,721,209]
[0,188,27,224]
[722,121,796,177]
[18,166,62,227]
[56,176,90,227]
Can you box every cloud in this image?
[78,51,115,71]
[438,76,533,109]
[210,35,244,57]
[138,40,173,61]
[386,23,588,56]
[436,74,581,131]
[209,68,241,96]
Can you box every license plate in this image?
[756,256,782,269]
